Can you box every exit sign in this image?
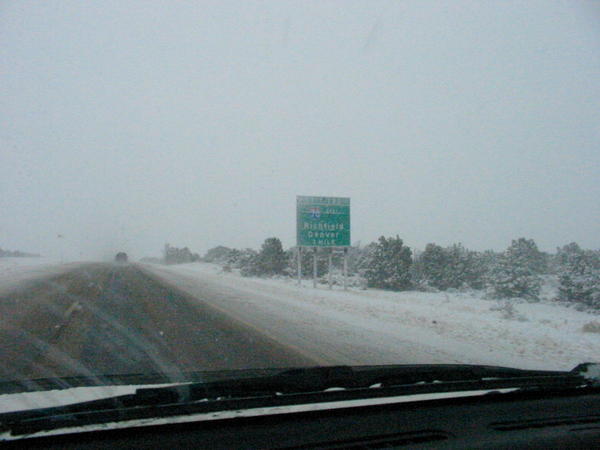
[296,196,350,247]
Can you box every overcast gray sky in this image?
[2,0,599,260]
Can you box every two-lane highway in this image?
[0,264,317,383]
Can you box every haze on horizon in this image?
[1,0,599,261]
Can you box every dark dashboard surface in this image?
[4,389,600,449]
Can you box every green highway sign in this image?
[296,196,350,247]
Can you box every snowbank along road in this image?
[142,262,600,371]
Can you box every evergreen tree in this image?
[556,243,600,309]
[256,237,287,276]
[447,244,487,289]
[420,243,449,290]
[465,250,494,290]
[364,236,413,291]
[489,238,543,300]
[418,243,485,290]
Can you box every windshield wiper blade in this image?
[1,363,597,437]
[0,368,280,395]
[133,363,598,403]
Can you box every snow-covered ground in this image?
[2,258,597,371]
[143,262,600,371]
[0,257,77,295]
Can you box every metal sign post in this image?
[328,250,333,289]
[343,247,348,290]
[297,247,302,286]
[312,247,318,288]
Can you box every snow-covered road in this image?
[2,258,597,371]
[0,258,82,296]
[142,262,600,371]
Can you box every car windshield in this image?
[1,0,599,415]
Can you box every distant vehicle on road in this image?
[115,252,128,262]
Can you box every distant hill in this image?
[0,248,40,257]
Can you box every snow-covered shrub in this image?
[203,245,233,264]
[301,248,329,278]
[228,248,258,269]
[163,244,201,264]
[343,245,363,274]
[490,301,527,321]
[354,242,377,279]
[364,236,413,291]
[582,321,600,333]
[556,243,600,310]
[286,247,329,279]
[317,272,367,289]
[488,238,543,301]
[240,253,264,277]
[416,243,486,291]
[240,238,287,277]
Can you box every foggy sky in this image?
[2,1,599,260]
